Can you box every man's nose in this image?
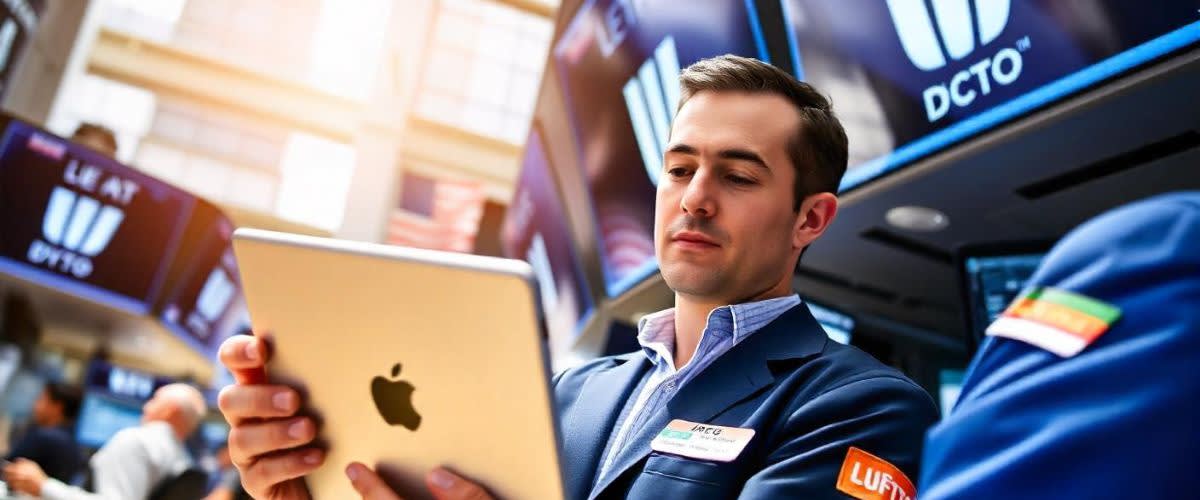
[680,169,717,217]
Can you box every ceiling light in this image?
[885,206,950,232]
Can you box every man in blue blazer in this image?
[216,55,938,500]
[919,192,1200,499]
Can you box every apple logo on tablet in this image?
[371,363,422,431]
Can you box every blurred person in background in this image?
[202,442,249,500]
[4,382,85,483]
[3,383,208,499]
[69,123,117,158]
[919,191,1200,499]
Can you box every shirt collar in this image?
[635,294,802,368]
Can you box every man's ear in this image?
[793,192,839,251]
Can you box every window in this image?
[275,132,356,231]
[171,0,321,82]
[308,0,392,99]
[415,0,552,143]
[47,74,157,164]
[102,0,187,42]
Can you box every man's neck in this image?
[671,289,791,369]
[38,415,64,428]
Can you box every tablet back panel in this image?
[233,228,563,500]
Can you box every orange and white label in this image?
[836,447,916,500]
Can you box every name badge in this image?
[650,419,755,462]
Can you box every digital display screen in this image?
[83,360,176,401]
[76,392,143,449]
[156,205,245,356]
[0,0,45,100]
[964,252,1045,339]
[200,419,230,450]
[780,0,1200,191]
[554,0,769,296]
[500,128,594,343]
[806,300,854,345]
[0,120,194,314]
[939,369,965,419]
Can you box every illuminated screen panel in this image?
[940,369,965,419]
[554,0,769,296]
[964,252,1045,340]
[156,204,245,357]
[500,127,594,344]
[780,0,1200,191]
[806,299,854,345]
[76,360,180,448]
[76,392,143,449]
[0,120,194,314]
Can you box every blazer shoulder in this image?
[775,340,937,413]
[551,351,641,388]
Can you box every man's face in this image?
[654,91,805,303]
[31,390,60,425]
[141,389,167,423]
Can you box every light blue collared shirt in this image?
[595,294,802,480]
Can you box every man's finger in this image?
[219,335,268,384]
[228,417,317,468]
[346,462,404,500]
[427,468,493,500]
[218,384,300,423]
[240,448,323,497]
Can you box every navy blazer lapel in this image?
[587,304,827,499]
[560,353,649,500]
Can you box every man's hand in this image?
[346,463,495,500]
[218,335,322,499]
[4,458,48,496]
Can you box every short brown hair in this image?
[678,55,848,210]
[71,122,119,157]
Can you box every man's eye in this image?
[667,167,690,177]
[728,175,755,185]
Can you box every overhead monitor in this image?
[77,360,182,448]
[199,418,230,451]
[779,0,1200,191]
[805,299,854,345]
[156,205,246,357]
[957,242,1050,347]
[83,359,177,401]
[0,116,195,314]
[76,391,144,449]
[500,125,594,345]
[0,113,243,357]
[554,0,770,296]
[939,368,965,420]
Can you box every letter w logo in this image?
[623,36,681,187]
[887,0,1011,71]
[42,186,124,257]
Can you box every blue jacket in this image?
[553,303,938,499]
[920,192,1200,499]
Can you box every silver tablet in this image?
[232,228,563,499]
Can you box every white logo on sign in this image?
[41,187,123,257]
[27,187,125,278]
[186,266,237,338]
[886,0,1029,122]
[108,367,153,399]
[27,159,139,279]
[887,0,1010,71]
[623,36,681,187]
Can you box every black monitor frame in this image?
[954,240,1054,354]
